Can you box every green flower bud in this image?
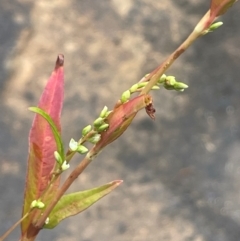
[174,81,189,91]
[100,106,108,118]
[137,82,148,89]
[165,76,176,86]
[120,90,131,103]
[163,83,175,90]
[36,201,45,209]
[93,117,104,127]
[77,145,88,154]
[82,125,92,136]
[54,151,63,165]
[104,111,112,118]
[97,123,109,132]
[30,200,45,209]
[158,74,167,84]
[61,160,70,171]
[88,134,101,144]
[151,85,160,90]
[209,21,223,31]
[69,138,78,151]
[130,84,139,93]
[30,200,37,209]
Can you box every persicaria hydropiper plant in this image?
[0,1,238,240]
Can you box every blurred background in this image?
[0,1,240,240]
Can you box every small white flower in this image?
[61,161,70,171]
[69,138,78,151]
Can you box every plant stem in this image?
[0,212,29,241]
[140,10,212,94]
[34,153,93,229]
[20,8,219,241]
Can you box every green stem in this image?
[34,152,94,229]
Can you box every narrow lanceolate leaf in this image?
[210,0,237,17]
[44,180,123,229]
[92,94,155,155]
[21,55,64,235]
[28,107,64,159]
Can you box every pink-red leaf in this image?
[21,55,64,234]
[210,0,237,17]
[93,94,154,154]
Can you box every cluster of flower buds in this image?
[120,74,188,104]
[66,106,112,157]
[93,119,109,132]
[54,151,70,171]
[92,106,111,133]
[69,139,88,154]
[75,106,112,146]
[121,81,160,103]
[67,74,187,158]
[159,74,188,92]
[81,124,101,144]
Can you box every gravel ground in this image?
[1,1,240,241]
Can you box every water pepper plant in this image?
[0,0,238,240]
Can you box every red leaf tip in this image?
[55,54,64,69]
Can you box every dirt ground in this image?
[1,1,240,241]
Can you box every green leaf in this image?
[44,180,123,229]
[28,107,64,159]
